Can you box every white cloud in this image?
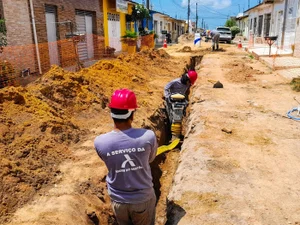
[181,0,231,10]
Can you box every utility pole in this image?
[248,0,250,9]
[196,3,198,32]
[202,18,204,29]
[187,0,190,33]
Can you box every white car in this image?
[216,27,232,44]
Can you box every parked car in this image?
[216,27,232,44]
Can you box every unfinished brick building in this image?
[0,0,105,76]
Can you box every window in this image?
[264,14,271,37]
[154,20,158,34]
[126,22,132,31]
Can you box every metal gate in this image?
[108,13,121,52]
[45,5,60,66]
[75,10,94,61]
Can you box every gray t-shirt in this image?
[164,78,189,98]
[94,128,157,204]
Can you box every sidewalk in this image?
[239,40,300,80]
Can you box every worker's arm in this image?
[164,80,175,99]
[185,87,191,101]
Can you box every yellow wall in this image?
[103,0,133,50]
[103,0,109,47]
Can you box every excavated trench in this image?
[67,55,203,225]
[1,54,204,225]
[149,55,203,225]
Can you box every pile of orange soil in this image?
[0,48,189,222]
[224,59,265,83]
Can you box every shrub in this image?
[291,78,300,92]
[230,26,240,39]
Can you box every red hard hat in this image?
[109,89,138,110]
[187,70,198,85]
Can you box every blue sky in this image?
[134,0,261,29]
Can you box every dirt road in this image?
[2,39,300,225]
[168,43,300,224]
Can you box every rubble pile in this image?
[178,33,195,44]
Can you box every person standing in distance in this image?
[94,89,158,225]
[210,29,221,51]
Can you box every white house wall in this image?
[270,3,285,46]
[294,0,300,57]
[244,17,249,38]
[248,5,273,40]
[283,0,298,48]
[248,10,259,36]
[237,17,249,38]
[153,13,168,43]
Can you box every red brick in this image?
[0,0,104,75]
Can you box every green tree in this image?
[225,18,237,28]
[230,26,240,38]
[130,4,150,34]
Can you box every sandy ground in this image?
[168,41,300,225]
[2,37,300,225]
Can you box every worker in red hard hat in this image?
[163,70,198,139]
[164,70,198,99]
[94,88,158,225]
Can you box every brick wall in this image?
[33,0,104,72]
[0,0,105,77]
[1,0,36,75]
[3,0,33,46]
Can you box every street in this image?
[1,37,300,225]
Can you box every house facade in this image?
[236,13,249,38]
[244,0,299,51]
[152,11,185,44]
[152,11,169,43]
[103,0,135,53]
[1,0,105,75]
[246,2,273,43]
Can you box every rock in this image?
[221,128,232,134]
[213,81,223,88]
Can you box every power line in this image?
[158,0,163,11]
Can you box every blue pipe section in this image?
[287,107,300,121]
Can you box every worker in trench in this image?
[163,70,198,140]
[94,89,158,225]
